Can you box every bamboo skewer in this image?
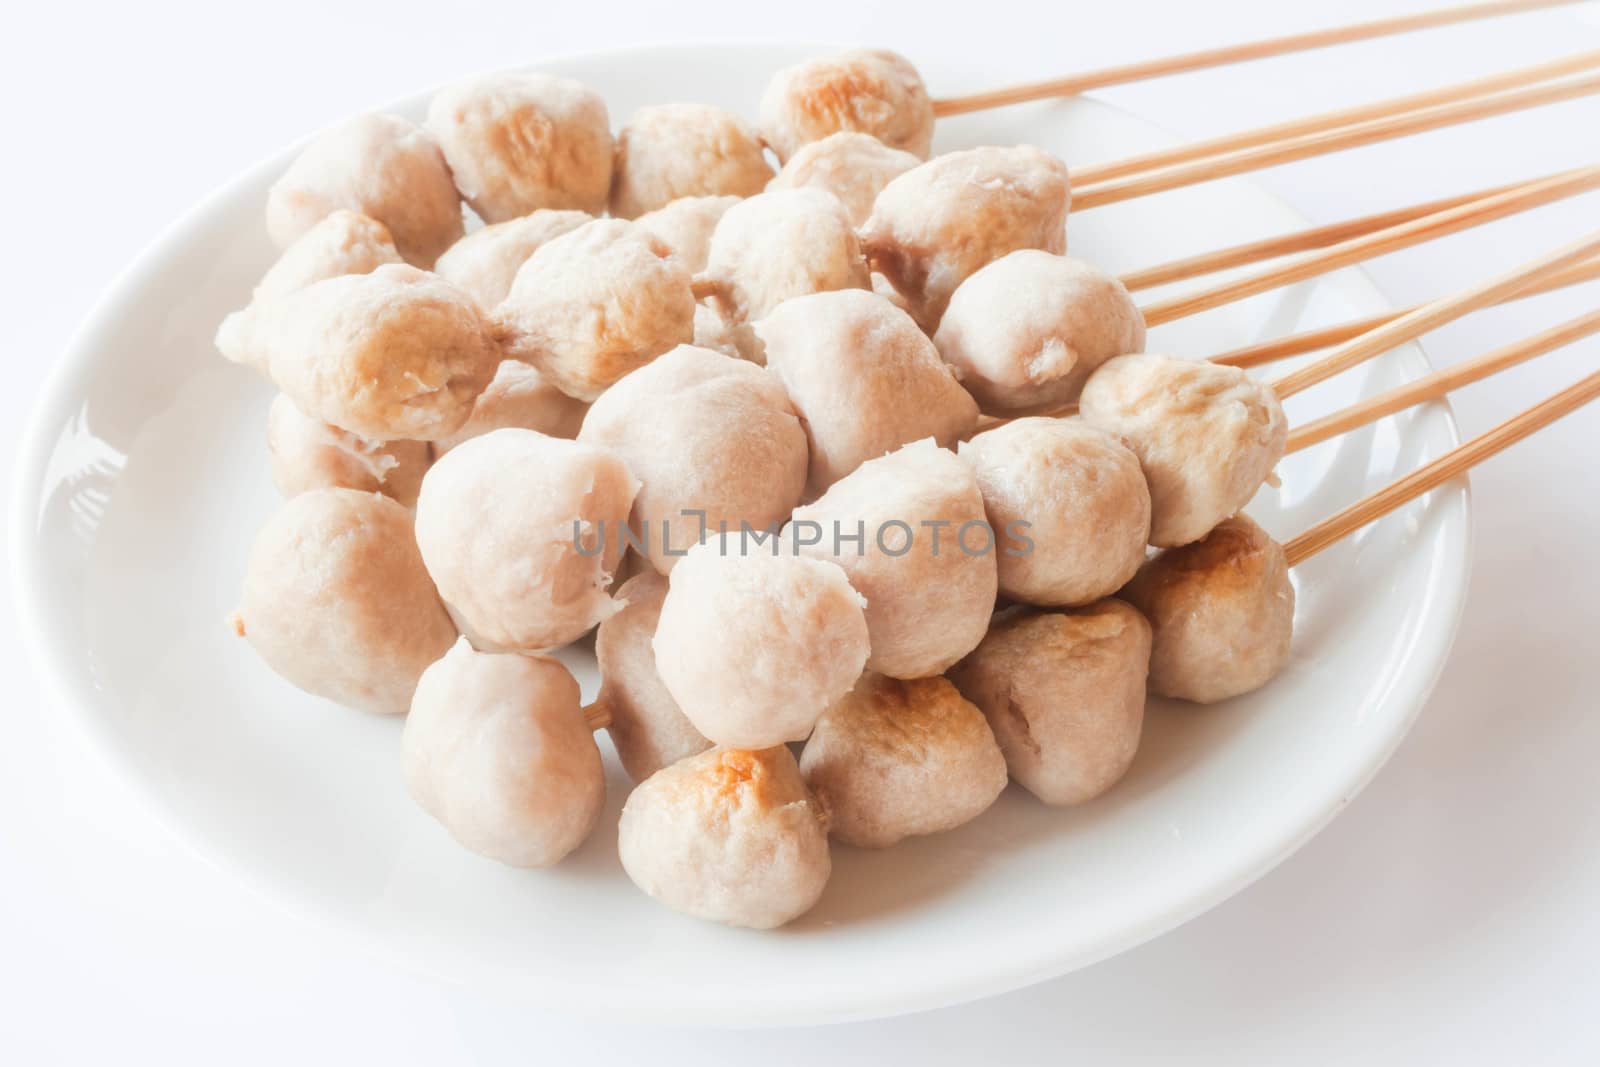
[1211,258,1600,368]
[1286,309,1600,452]
[1272,230,1600,398]
[1138,167,1600,327]
[1070,70,1600,212]
[1074,48,1600,187]
[931,0,1581,117]
[1120,178,1526,292]
[1282,367,1600,565]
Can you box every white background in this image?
[4,0,1599,1062]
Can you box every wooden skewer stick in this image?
[1286,309,1600,453]
[1120,178,1526,292]
[583,700,612,731]
[1071,70,1600,212]
[930,0,1582,117]
[1075,48,1600,188]
[1272,230,1600,399]
[1140,166,1600,328]
[1212,257,1600,368]
[1282,366,1600,566]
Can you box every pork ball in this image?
[934,251,1145,414]
[1079,354,1288,548]
[949,600,1151,806]
[789,438,997,679]
[253,210,402,303]
[403,639,604,867]
[266,394,431,507]
[634,194,740,273]
[578,344,808,574]
[759,49,934,163]
[696,188,869,362]
[800,673,1007,848]
[618,746,830,929]
[433,209,592,309]
[431,359,587,454]
[652,534,870,749]
[766,131,920,227]
[860,145,1071,331]
[234,488,456,715]
[610,104,774,219]
[594,572,712,782]
[216,264,500,442]
[494,218,694,401]
[266,113,463,268]
[756,289,978,496]
[426,71,612,221]
[959,418,1149,607]
[413,428,639,651]
[1121,513,1295,704]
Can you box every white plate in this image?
[12,42,1470,1027]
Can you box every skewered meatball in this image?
[1121,513,1295,704]
[426,71,612,221]
[494,218,695,401]
[433,209,591,309]
[1079,354,1287,548]
[652,534,869,749]
[234,488,456,715]
[594,572,712,782]
[960,418,1149,606]
[618,746,830,929]
[759,49,934,163]
[253,210,401,302]
[696,188,869,363]
[949,600,1151,806]
[767,131,919,226]
[934,251,1145,414]
[756,289,978,496]
[413,429,639,651]
[800,673,1007,848]
[610,104,773,219]
[266,394,431,507]
[216,264,500,442]
[578,344,808,573]
[860,145,1071,331]
[403,639,604,867]
[790,439,997,679]
[266,113,463,268]
[634,194,740,272]
[432,359,587,455]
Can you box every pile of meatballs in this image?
[224,48,1295,930]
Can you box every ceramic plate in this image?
[12,42,1470,1026]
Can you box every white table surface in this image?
[4,0,1599,1061]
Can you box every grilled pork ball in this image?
[403,639,604,867]
[234,488,456,716]
[759,49,934,162]
[426,71,612,220]
[933,251,1144,414]
[618,746,830,929]
[949,600,1151,805]
[266,113,462,268]
[1079,354,1287,547]
[1121,513,1295,704]
[610,104,773,219]
[800,673,1007,848]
